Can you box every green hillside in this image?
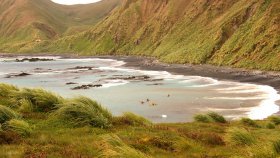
[0,0,121,52]
[0,0,279,71]
[45,0,279,71]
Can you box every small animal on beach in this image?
[167,94,170,97]
[140,101,145,104]
[146,98,150,102]
[149,102,157,106]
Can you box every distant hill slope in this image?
[1,0,279,71]
[0,0,121,52]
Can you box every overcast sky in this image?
[51,0,101,5]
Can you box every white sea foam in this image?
[246,85,280,120]
[205,95,267,100]
[188,78,219,88]
[217,84,259,91]
[97,58,280,120]
[0,72,6,76]
[206,83,280,120]
[204,107,253,112]
[221,89,263,94]
[98,63,220,88]
[102,80,129,88]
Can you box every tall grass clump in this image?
[97,134,149,158]
[0,84,19,108]
[49,97,112,128]
[268,116,280,125]
[207,112,227,123]
[2,119,32,137]
[113,112,152,126]
[194,114,211,123]
[273,140,280,154]
[266,122,276,129]
[226,128,255,146]
[0,83,19,97]
[14,88,63,112]
[0,84,63,112]
[193,112,227,123]
[0,105,20,123]
[240,118,259,127]
[18,99,33,113]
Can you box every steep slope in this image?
[44,0,279,71]
[0,0,121,52]
[0,0,279,71]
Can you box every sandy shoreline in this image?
[120,56,280,90]
[1,53,280,89]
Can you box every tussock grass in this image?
[49,96,112,128]
[194,114,211,123]
[97,134,150,158]
[2,119,32,137]
[0,83,19,97]
[207,112,227,123]
[113,112,152,127]
[16,88,63,112]
[266,122,276,129]
[0,105,20,124]
[18,99,33,113]
[240,118,259,127]
[0,84,20,108]
[226,128,255,146]
[0,84,63,112]
[193,112,227,123]
[268,116,280,125]
[273,140,280,154]
[2,83,280,157]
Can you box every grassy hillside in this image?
[0,0,121,52]
[1,83,280,157]
[39,0,278,71]
[0,0,279,71]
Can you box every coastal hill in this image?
[0,0,121,51]
[0,0,279,71]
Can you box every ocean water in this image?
[0,56,279,123]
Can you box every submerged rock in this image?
[15,58,54,62]
[108,75,151,81]
[71,84,102,90]
[68,66,95,70]
[147,83,164,86]
[5,72,31,78]
[66,82,78,85]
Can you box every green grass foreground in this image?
[1,83,280,158]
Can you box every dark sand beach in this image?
[1,53,280,90]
